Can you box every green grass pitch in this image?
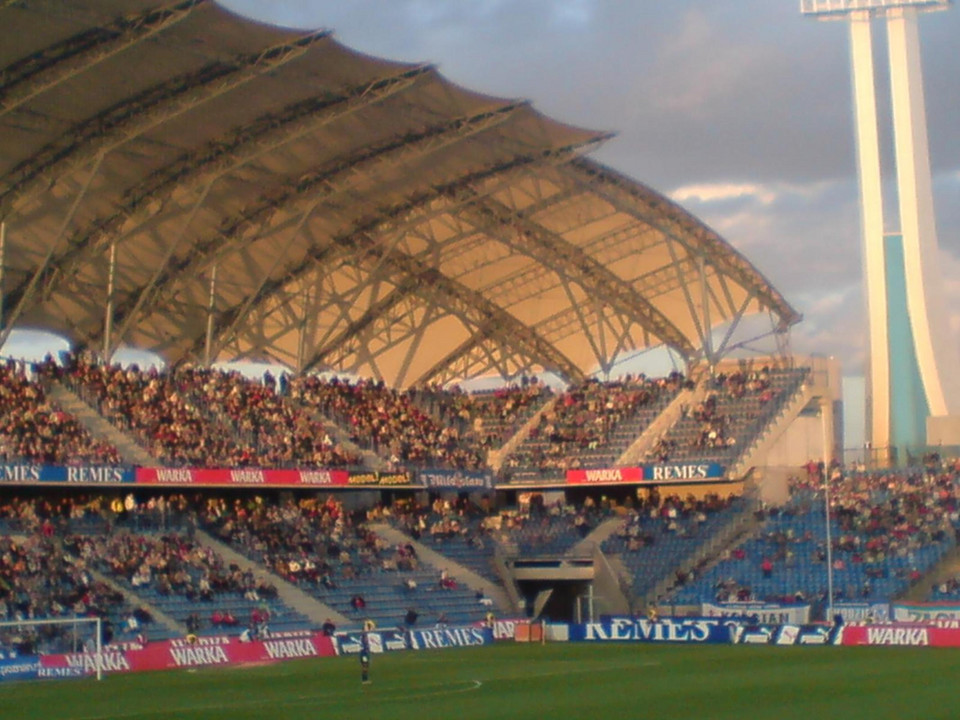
[4,643,960,720]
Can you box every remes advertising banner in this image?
[0,464,134,485]
[569,618,732,644]
[565,464,726,485]
[642,463,725,481]
[408,626,493,650]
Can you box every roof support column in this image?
[295,282,313,375]
[203,264,218,367]
[0,152,104,351]
[103,239,118,362]
[714,290,755,359]
[697,254,714,368]
[104,179,213,362]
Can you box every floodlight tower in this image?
[802,0,959,460]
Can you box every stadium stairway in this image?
[368,522,512,614]
[488,395,559,473]
[645,499,762,609]
[900,546,960,602]
[285,397,385,470]
[192,529,350,627]
[617,384,701,466]
[727,369,814,478]
[45,380,156,466]
[568,517,623,556]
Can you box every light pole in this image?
[824,472,835,622]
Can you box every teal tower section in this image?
[883,233,929,451]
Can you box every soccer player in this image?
[360,619,375,685]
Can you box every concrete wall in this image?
[927,415,960,445]
[764,414,826,467]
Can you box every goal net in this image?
[0,616,104,681]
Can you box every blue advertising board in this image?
[570,618,732,644]
[642,463,725,481]
[731,624,836,645]
[0,464,135,485]
[0,655,40,682]
[408,626,493,650]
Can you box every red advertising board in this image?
[839,623,960,647]
[135,467,350,487]
[39,631,338,676]
[566,467,644,484]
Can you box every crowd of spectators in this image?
[67,530,278,607]
[646,367,800,463]
[41,354,359,468]
[613,492,736,551]
[288,376,485,469]
[0,359,120,465]
[0,492,193,535]
[0,530,149,654]
[199,494,394,587]
[408,377,553,451]
[503,373,685,475]
[671,464,960,607]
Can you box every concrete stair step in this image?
[46,380,156,466]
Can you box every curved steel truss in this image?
[0,0,800,387]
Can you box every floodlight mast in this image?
[801,0,960,464]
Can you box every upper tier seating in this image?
[0,359,120,465]
[408,379,553,453]
[52,356,359,468]
[647,367,809,466]
[502,374,686,482]
[287,376,485,470]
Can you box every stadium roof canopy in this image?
[0,0,800,388]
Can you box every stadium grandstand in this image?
[7,0,958,676]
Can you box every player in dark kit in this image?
[360,620,374,684]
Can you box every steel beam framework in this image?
[0,29,331,216]
[0,0,205,117]
[4,64,433,313]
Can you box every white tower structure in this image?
[802,0,959,460]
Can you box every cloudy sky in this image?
[213,0,960,445]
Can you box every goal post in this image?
[0,616,104,681]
